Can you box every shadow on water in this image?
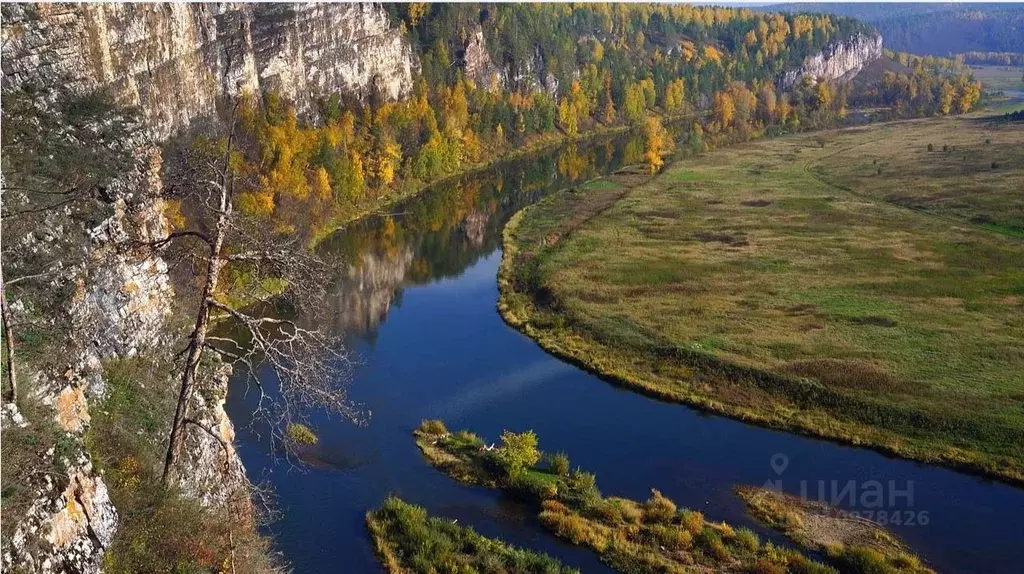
[226,125,1024,573]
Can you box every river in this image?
[225,129,1024,573]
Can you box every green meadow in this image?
[500,115,1024,482]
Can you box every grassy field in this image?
[413,421,842,573]
[500,115,1024,482]
[971,65,1024,93]
[366,496,577,573]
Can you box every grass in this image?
[499,114,1024,483]
[414,421,838,573]
[736,486,932,574]
[366,496,578,573]
[0,393,73,543]
[971,65,1024,93]
[87,356,278,573]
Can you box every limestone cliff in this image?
[781,32,883,88]
[458,23,558,96]
[2,2,417,139]
[1,3,420,572]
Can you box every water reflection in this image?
[315,127,664,340]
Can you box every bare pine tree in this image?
[151,101,358,483]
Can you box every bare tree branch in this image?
[158,98,358,482]
[134,230,214,251]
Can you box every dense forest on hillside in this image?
[213,2,974,243]
[772,3,1024,56]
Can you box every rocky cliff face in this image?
[2,4,420,572]
[0,121,169,573]
[459,24,559,96]
[2,2,417,139]
[782,32,883,88]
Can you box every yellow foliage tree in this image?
[663,79,686,113]
[939,80,955,115]
[956,80,981,114]
[643,116,675,173]
[407,3,429,26]
[312,167,331,202]
[713,90,736,131]
[558,97,578,136]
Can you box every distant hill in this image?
[768,3,1024,56]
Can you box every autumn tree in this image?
[624,82,647,124]
[939,80,955,115]
[558,97,578,136]
[713,90,736,132]
[367,129,402,189]
[495,430,540,477]
[663,79,686,113]
[956,80,982,114]
[643,116,675,173]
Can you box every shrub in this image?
[786,554,837,574]
[495,430,541,476]
[927,143,933,151]
[559,468,601,509]
[286,423,318,445]
[892,552,921,569]
[590,499,624,524]
[615,499,643,524]
[539,508,610,551]
[650,524,692,550]
[511,470,558,500]
[418,419,449,435]
[991,161,1000,169]
[546,451,571,477]
[541,499,570,515]
[750,559,788,574]
[782,510,805,530]
[832,546,890,574]
[370,496,574,573]
[449,430,485,452]
[941,144,948,152]
[733,527,760,552]
[641,489,677,523]
[694,527,722,550]
[680,509,705,534]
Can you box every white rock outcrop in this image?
[782,32,883,88]
[2,2,418,139]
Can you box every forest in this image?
[772,2,1024,56]
[212,3,981,244]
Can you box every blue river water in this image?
[225,130,1024,573]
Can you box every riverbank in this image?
[498,115,1024,485]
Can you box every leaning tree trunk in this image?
[161,121,236,484]
[1,264,17,405]
[160,210,228,483]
